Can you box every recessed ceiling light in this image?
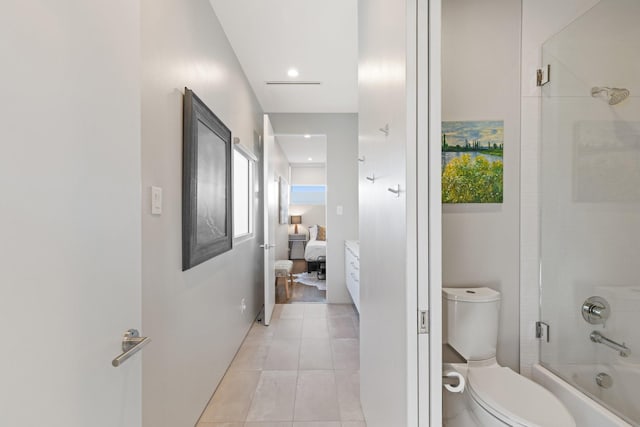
[304,134,311,139]
[287,68,299,78]
[265,81,321,85]
[308,157,313,161]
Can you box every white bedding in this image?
[304,239,327,261]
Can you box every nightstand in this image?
[288,234,307,260]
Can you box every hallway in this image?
[197,303,365,426]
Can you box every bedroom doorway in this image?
[275,133,327,304]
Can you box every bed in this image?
[305,225,327,277]
[304,239,327,261]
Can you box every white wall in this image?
[291,165,326,185]
[141,1,264,426]
[289,205,326,234]
[269,114,359,304]
[442,0,522,371]
[0,2,142,426]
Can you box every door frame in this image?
[262,114,277,325]
[417,0,443,425]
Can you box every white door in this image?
[358,0,442,425]
[358,0,418,424]
[0,3,143,427]
[262,114,277,325]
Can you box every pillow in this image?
[309,225,318,241]
[317,225,326,241]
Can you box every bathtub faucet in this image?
[590,331,631,358]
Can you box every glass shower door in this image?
[539,0,640,424]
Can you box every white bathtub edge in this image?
[532,364,631,427]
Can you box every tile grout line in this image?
[290,370,300,424]
[239,326,265,424]
[292,307,304,422]
[328,313,337,371]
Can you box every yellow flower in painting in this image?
[442,154,503,203]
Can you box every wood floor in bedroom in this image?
[276,260,326,304]
[197,303,365,427]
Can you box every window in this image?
[233,148,255,238]
[290,185,326,205]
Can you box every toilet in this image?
[443,287,576,427]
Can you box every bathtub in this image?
[532,364,634,427]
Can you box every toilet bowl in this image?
[444,287,576,427]
[465,362,575,426]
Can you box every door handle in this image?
[112,329,150,367]
[259,244,276,249]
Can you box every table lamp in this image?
[290,215,302,234]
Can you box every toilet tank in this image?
[443,287,501,361]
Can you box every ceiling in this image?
[209,0,358,113]
[276,134,326,164]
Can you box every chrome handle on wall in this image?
[590,331,630,358]
[112,329,151,367]
[365,175,375,183]
[582,296,610,326]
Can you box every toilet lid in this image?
[467,366,576,427]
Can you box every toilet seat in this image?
[467,365,576,427]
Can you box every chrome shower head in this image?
[591,86,630,105]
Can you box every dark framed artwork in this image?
[182,87,233,270]
[279,176,289,224]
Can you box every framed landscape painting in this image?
[441,120,504,203]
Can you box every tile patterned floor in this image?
[197,303,365,427]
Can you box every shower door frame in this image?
[536,2,639,424]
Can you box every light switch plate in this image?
[151,186,162,215]
[336,205,343,215]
